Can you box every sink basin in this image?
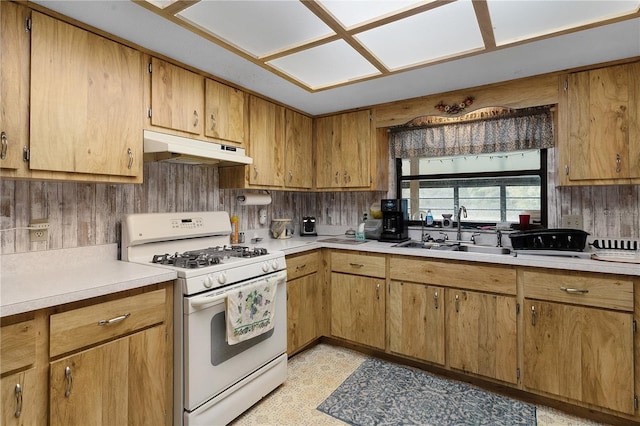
[458,244,511,255]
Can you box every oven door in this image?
[183,270,287,412]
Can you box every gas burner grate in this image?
[151,246,269,268]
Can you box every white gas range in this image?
[122,211,287,426]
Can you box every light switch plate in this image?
[561,214,583,229]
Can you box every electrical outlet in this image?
[29,219,49,242]
[561,214,583,229]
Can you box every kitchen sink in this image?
[393,240,511,255]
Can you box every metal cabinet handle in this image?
[210,113,216,131]
[560,286,589,294]
[127,148,133,169]
[193,110,199,128]
[14,383,22,417]
[254,166,258,180]
[349,263,364,268]
[289,170,293,182]
[615,153,621,173]
[295,264,306,271]
[1,132,7,160]
[531,305,536,326]
[455,294,460,313]
[64,366,73,398]
[433,291,439,309]
[334,171,339,184]
[564,164,569,176]
[98,312,130,326]
[376,283,380,300]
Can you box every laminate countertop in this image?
[1,244,176,318]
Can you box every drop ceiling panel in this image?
[488,0,640,45]
[319,0,428,28]
[267,40,380,90]
[177,0,334,57]
[355,1,484,70]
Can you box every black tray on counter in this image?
[509,228,590,251]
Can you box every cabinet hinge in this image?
[634,394,638,410]
[148,108,152,118]
[516,303,520,315]
[25,17,32,32]
[22,147,30,162]
[148,63,152,74]
[516,368,520,380]
[633,319,637,334]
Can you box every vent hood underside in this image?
[143,130,253,166]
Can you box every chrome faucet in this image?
[496,229,503,247]
[456,206,467,242]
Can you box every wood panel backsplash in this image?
[1,156,638,255]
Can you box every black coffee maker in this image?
[378,199,409,242]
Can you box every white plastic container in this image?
[270,218,294,239]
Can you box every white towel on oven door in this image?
[226,275,278,345]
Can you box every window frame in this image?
[395,149,548,227]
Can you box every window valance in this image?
[389,106,555,159]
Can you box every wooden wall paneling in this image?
[77,183,96,247]
[28,181,47,251]
[0,180,16,254]
[61,183,78,249]
[46,182,63,250]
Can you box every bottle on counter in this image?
[426,209,434,226]
[231,215,239,244]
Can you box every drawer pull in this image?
[98,312,131,326]
[560,287,589,294]
[349,263,364,268]
[14,383,22,417]
[295,264,307,271]
[64,366,73,398]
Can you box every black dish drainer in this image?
[509,229,590,251]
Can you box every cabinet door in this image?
[50,325,167,426]
[205,79,245,144]
[248,96,284,187]
[287,272,320,354]
[523,299,634,414]
[0,1,30,174]
[284,109,312,189]
[1,368,38,426]
[30,12,143,178]
[389,281,445,365]
[446,289,517,384]
[331,272,385,349]
[567,63,640,180]
[340,110,371,188]
[150,57,203,135]
[315,114,343,188]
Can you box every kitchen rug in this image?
[317,357,536,426]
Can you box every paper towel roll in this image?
[237,193,272,206]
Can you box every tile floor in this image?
[231,343,607,426]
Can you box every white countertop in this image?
[1,244,177,317]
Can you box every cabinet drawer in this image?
[331,252,385,278]
[287,251,319,280]
[390,256,516,295]
[50,289,166,357]
[1,320,36,374]
[523,270,633,311]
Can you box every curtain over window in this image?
[389,106,554,158]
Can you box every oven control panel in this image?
[171,217,204,229]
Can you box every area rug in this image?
[317,358,536,426]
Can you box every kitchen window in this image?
[397,149,547,226]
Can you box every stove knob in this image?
[262,262,270,273]
[203,275,214,288]
[271,259,280,270]
[217,272,227,285]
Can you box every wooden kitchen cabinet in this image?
[523,269,635,415]
[0,1,30,177]
[248,96,285,187]
[284,109,313,189]
[28,11,144,181]
[48,285,172,426]
[286,251,323,354]
[389,281,445,365]
[150,57,204,136]
[315,110,372,189]
[1,368,38,426]
[204,78,246,145]
[330,252,385,349]
[558,61,640,185]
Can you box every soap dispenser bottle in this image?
[426,209,434,226]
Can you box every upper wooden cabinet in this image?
[284,109,313,190]
[150,58,204,136]
[204,79,246,145]
[315,110,372,189]
[558,61,640,185]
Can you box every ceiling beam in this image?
[472,0,496,49]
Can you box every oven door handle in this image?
[189,270,287,310]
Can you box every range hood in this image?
[143,130,252,166]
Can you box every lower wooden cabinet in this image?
[446,289,517,384]
[388,281,445,365]
[287,251,323,355]
[1,368,38,426]
[49,325,168,426]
